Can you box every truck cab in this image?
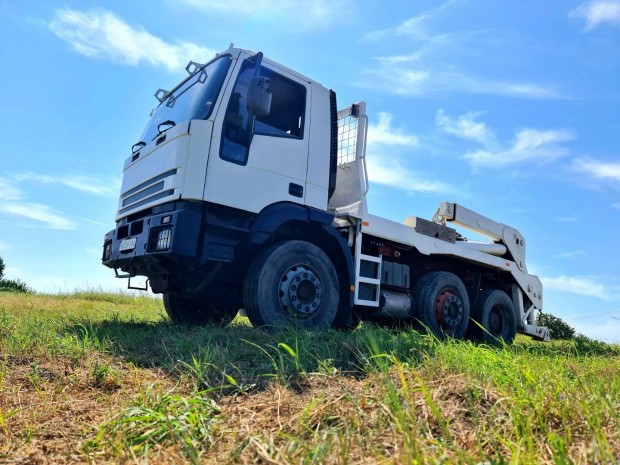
[103,46,347,325]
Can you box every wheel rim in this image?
[488,307,504,336]
[434,289,464,331]
[278,264,323,320]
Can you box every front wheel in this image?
[412,272,470,339]
[243,241,339,329]
[163,293,238,326]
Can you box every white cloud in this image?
[436,109,494,145]
[363,61,565,99]
[571,1,620,30]
[475,82,564,100]
[0,177,22,201]
[12,172,121,198]
[573,319,620,343]
[50,9,214,71]
[178,0,350,31]
[464,128,574,168]
[542,275,616,301]
[435,111,574,171]
[0,178,23,202]
[553,215,580,222]
[364,7,564,100]
[552,250,586,259]
[0,176,75,229]
[394,14,433,38]
[573,157,620,182]
[367,113,419,147]
[363,113,448,194]
[364,63,431,96]
[375,53,423,66]
[366,7,452,43]
[0,172,121,228]
[365,156,449,194]
[364,56,563,99]
[613,202,620,209]
[1,203,75,230]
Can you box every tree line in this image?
[0,256,31,293]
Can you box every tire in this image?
[468,289,517,344]
[163,293,238,326]
[412,272,470,339]
[243,241,339,329]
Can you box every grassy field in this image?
[0,291,619,464]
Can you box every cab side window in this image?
[220,64,307,165]
[255,68,306,139]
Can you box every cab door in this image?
[204,58,311,214]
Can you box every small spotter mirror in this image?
[185,61,205,76]
[154,88,169,103]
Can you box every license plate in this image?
[119,238,137,251]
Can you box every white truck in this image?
[102,45,549,343]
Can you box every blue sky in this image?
[1,0,619,341]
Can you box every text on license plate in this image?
[119,238,137,251]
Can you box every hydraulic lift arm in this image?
[434,202,527,272]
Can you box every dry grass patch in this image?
[0,353,177,464]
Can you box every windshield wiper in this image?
[132,141,146,154]
[157,120,176,135]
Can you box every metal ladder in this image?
[353,226,382,307]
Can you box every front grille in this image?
[122,181,165,207]
[119,169,177,214]
[121,169,177,199]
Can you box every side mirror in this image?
[223,52,270,149]
[248,76,272,116]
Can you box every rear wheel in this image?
[243,241,339,329]
[468,289,516,344]
[412,272,470,339]
[163,293,238,326]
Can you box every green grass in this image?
[84,392,220,464]
[0,291,618,464]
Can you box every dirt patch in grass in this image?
[0,355,177,464]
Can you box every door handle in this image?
[289,183,303,198]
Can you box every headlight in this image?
[149,228,172,252]
[149,227,172,251]
[102,241,112,261]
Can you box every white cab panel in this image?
[304,183,327,211]
[186,120,213,200]
[116,122,192,221]
[305,85,331,211]
[204,146,306,213]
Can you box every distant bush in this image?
[0,278,32,293]
[536,312,576,340]
[0,256,33,293]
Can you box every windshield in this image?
[140,54,232,143]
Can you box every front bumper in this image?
[102,200,251,294]
[102,201,203,281]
